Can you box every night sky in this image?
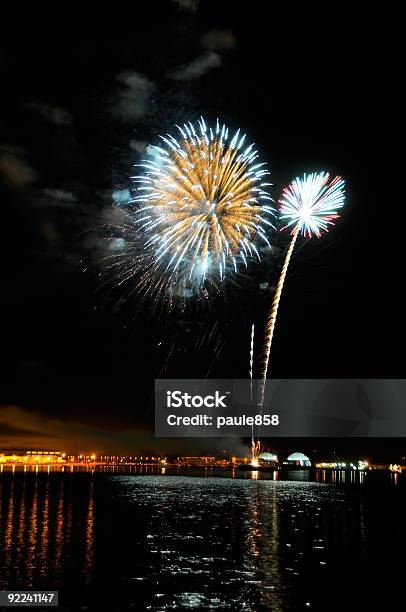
[0,3,403,457]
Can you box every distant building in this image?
[285,452,312,467]
[0,450,66,464]
[259,452,278,466]
[181,456,217,467]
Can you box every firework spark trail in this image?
[251,439,261,468]
[258,172,346,407]
[249,322,256,458]
[249,323,255,398]
[258,227,299,406]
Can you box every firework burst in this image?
[279,172,345,237]
[259,172,345,404]
[128,117,274,291]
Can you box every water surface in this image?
[0,469,404,610]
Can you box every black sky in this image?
[0,2,403,455]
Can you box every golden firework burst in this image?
[131,117,274,283]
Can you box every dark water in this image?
[0,468,404,611]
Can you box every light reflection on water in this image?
[0,471,95,594]
[0,468,404,610]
